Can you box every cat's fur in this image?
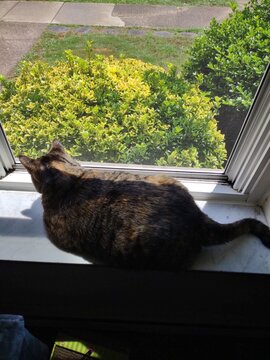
[19,140,270,270]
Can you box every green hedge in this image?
[0,50,226,168]
[183,0,270,113]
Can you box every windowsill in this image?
[0,169,248,202]
[0,171,270,274]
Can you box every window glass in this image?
[0,0,269,170]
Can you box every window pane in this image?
[0,0,269,170]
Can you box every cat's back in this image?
[80,169,190,204]
[72,170,202,240]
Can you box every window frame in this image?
[225,62,270,204]
[0,64,269,205]
[0,123,15,178]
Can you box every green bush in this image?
[183,0,270,112]
[0,49,226,168]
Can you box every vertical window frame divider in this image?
[225,63,270,204]
[0,123,15,178]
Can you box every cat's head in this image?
[19,140,82,193]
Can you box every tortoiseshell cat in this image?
[19,140,270,270]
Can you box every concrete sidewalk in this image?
[1,1,232,28]
[0,0,247,77]
[0,22,46,76]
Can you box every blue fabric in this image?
[0,314,49,360]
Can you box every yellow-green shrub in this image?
[0,50,226,168]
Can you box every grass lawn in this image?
[23,27,195,72]
[25,0,231,7]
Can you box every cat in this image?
[19,140,270,271]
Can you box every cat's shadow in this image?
[0,197,46,238]
[21,197,44,222]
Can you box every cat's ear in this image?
[19,155,37,173]
[50,139,65,153]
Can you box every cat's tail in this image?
[201,217,270,248]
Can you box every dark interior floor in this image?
[28,326,270,360]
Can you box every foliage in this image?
[183,0,270,112]
[0,49,226,168]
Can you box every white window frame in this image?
[0,64,269,205]
[0,123,15,178]
[225,62,270,205]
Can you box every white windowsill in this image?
[0,170,248,202]
[1,171,270,274]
